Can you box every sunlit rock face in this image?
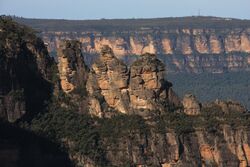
[57,40,88,93]
[87,46,181,117]
[129,53,169,111]
[87,45,130,115]
[40,27,250,73]
[43,28,250,57]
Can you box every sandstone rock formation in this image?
[57,40,88,93]
[38,27,250,73]
[87,45,130,116]
[87,46,181,117]
[129,53,170,111]
[40,28,250,56]
[15,17,250,73]
[182,94,201,115]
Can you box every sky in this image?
[0,0,249,20]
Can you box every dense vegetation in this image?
[168,72,250,109]
[20,99,250,166]
[0,16,37,43]
[23,106,149,166]
[12,16,250,32]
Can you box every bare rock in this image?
[57,40,88,94]
[87,47,181,116]
[183,94,201,115]
[87,45,130,116]
[129,53,169,111]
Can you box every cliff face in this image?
[40,28,250,73]
[100,126,250,167]
[43,28,250,56]
[0,17,55,122]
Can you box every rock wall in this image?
[39,28,250,73]
[13,17,250,73]
[42,28,250,56]
[100,126,250,167]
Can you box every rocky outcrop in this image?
[182,94,201,115]
[207,99,247,114]
[0,16,54,122]
[129,53,170,112]
[87,45,130,116]
[57,40,88,93]
[86,46,181,116]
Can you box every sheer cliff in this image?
[0,16,72,167]
[0,16,57,122]
[14,16,250,73]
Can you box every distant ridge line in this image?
[11,15,250,32]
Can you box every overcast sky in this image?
[0,0,249,20]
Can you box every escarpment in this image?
[14,16,250,73]
[40,27,250,57]
[42,28,250,73]
[0,17,55,122]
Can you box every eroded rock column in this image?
[88,45,130,114]
[57,40,88,93]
